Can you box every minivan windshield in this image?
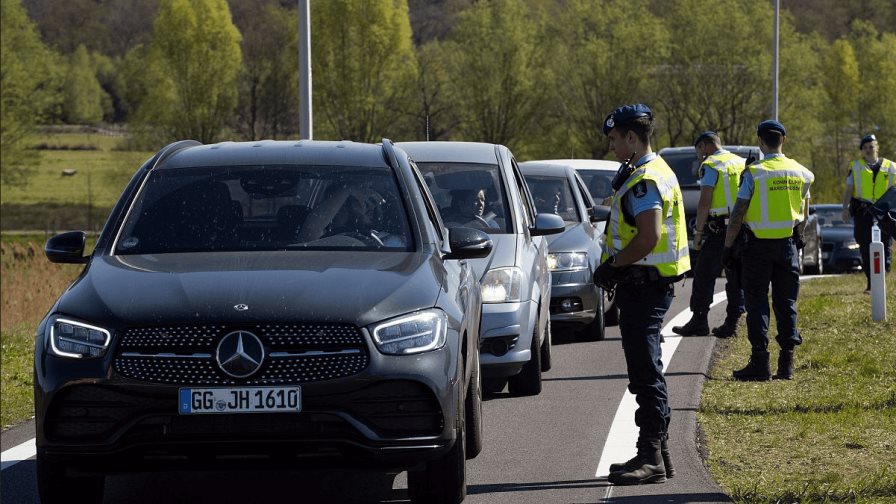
[415,162,513,234]
[115,165,413,254]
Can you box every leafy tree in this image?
[849,21,896,159]
[541,0,667,159]
[311,0,418,142]
[408,41,460,141]
[820,38,861,180]
[653,0,773,148]
[62,45,107,125]
[441,0,547,151]
[1,0,63,186]
[230,2,299,140]
[134,0,242,144]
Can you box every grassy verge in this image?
[1,324,37,429]
[700,272,896,502]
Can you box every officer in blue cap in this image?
[722,119,814,381]
[593,103,690,485]
[840,133,895,291]
[672,131,747,338]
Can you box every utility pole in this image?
[298,0,313,139]
[772,0,780,120]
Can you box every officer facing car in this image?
[722,120,814,381]
[593,103,690,486]
[840,134,895,292]
[672,132,746,338]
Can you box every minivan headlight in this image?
[547,252,588,271]
[370,309,447,355]
[481,267,522,303]
[845,240,860,250]
[48,318,111,358]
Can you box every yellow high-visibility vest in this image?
[699,151,745,217]
[744,156,815,239]
[850,158,896,203]
[602,157,690,277]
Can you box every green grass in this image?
[700,272,896,502]
[1,324,37,429]
[1,132,153,231]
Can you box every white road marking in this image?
[1,438,36,470]
[595,290,729,478]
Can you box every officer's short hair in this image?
[694,131,721,149]
[615,116,654,145]
[759,131,784,149]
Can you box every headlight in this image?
[481,267,522,303]
[845,241,860,250]
[370,309,447,355]
[547,252,588,271]
[48,318,111,358]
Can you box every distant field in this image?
[1,132,153,232]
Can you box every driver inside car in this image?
[446,188,498,229]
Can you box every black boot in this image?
[711,314,740,338]
[607,437,666,485]
[774,349,794,380]
[732,350,771,381]
[672,312,709,336]
[661,433,675,478]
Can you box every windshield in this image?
[415,162,512,234]
[814,207,853,228]
[578,170,616,202]
[115,165,413,254]
[660,152,701,186]
[524,175,580,224]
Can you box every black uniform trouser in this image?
[741,236,802,352]
[616,281,674,438]
[853,210,894,288]
[690,223,744,317]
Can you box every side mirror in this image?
[45,231,88,264]
[589,205,611,223]
[445,227,493,260]
[808,207,817,215]
[531,213,565,236]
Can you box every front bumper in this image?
[35,329,461,473]
[548,269,598,325]
[477,300,536,378]
[822,245,861,272]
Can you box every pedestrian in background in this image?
[672,131,746,338]
[723,120,814,381]
[840,134,895,292]
[593,103,690,485]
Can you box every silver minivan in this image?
[397,142,564,396]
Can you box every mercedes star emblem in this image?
[216,331,265,378]
[234,304,249,311]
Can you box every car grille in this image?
[113,323,369,385]
[44,381,443,442]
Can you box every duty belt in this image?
[706,215,729,234]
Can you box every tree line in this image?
[2,0,894,203]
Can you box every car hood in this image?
[545,224,594,253]
[819,226,855,242]
[57,251,444,328]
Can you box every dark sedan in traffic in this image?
[811,203,862,273]
[35,139,491,504]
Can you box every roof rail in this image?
[145,140,203,172]
[381,138,400,170]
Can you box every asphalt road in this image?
[1,279,734,504]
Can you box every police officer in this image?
[722,120,814,381]
[593,104,690,485]
[840,134,895,292]
[672,132,746,338]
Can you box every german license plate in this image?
[179,386,301,414]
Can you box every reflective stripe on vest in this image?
[851,158,896,203]
[602,157,690,277]
[744,157,815,239]
[702,151,745,216]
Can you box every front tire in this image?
[578,292,606,341]
[37,457,104,504]
[465,350,483,459]
[540,320,553,372]
[508,318,543,396]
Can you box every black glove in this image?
[721,246,734,269]
[594,258,616,290]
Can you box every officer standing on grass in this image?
[840,134,895,292]
[722,120,814,381]
[672,131,746,338]
[593,103,690,485]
